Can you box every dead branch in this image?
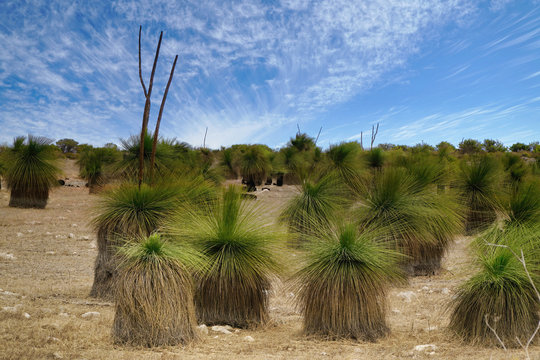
[370,123,379,150]
[149,54,178,183]
[314,126,322,146]
[138,29,163,188]
[484,314,507,351]
[203,127,208,148]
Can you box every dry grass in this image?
[0,160,537,359]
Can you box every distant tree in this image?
[104,143,118,150]
[436,141,455,152]
[482,139,506,153]
[56,138,79,153]
[411,143,435,154]
[510,142,529,152]
[458,139,482,154]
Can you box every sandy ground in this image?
[0,160,537,360]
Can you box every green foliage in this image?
[116,132,176,181]
[502,153,528,184]
[364,148,385,169]
[449,246,539,347]
[240,145,272,187]
[293,223,404,340]
[510,142,530,152]
[356,168,463,275]
[113,234,200,346]
[401,153,446,192]
[4,135,60,208]
[280,175,348,243]
[459,139,482,154]
[506,179,540,226]
[482,139,506,153]
[326,141,363,190]
[56,138,79,154]
[456,156,502,233]
[78,147,120,191]
[169,185,279,327]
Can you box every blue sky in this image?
[0,0,539,149]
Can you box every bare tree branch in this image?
[149,54,178,183]
[138,26,147,98]
[203,126,208,149]
[314,126,322,146]
[370,123,379,150]
[484,314,507,351]
[138,30,163,188]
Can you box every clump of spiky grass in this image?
[90,183,182,299]
[280,175,349,245]
[449,246,539,347]
[169,185,279,328]
[356,168,463,275]
[326,142,363,190]
[364,148,385,170]
[113,234,201,347]
[294,223,404,341]
[456,156,502,234]
[506,179,540,227]
[4,135,60,208]
[239,145,272,190]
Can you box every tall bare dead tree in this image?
[370,123,379,150]
[137,26,178,187]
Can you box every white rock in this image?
[397,291,416,302]
[0,252,16,260]
[68,233,74,239]
[23,312,31,319]
[46,251,56,255]
[47,336,60,343]
[16,232,23,237]
[421,286,430,291]
[286,292,295,298]
[81,236,90,240]
[71,224,78,227]
[197,324,209,335]
[414,344,437,352]
[244,336,255,342]
[211,325,233,335]
[89,241,96,249]
[55,235,66,239]
[81,311,100,319]
[441,288,450,295]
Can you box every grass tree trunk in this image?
[9,187,49,208]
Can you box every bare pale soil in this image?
[0,160,537,359]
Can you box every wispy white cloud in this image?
[0,0,537,148]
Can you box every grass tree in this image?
[4,135,60,208]
[116,132,176,181]
[90,183,184,299]
[113,234,201,346]
[326,141,363,192]
[240,145,272,191]
[449,244,539,347]
[456,155,502,234]
[506,179,540,227]
[356,168,463,275]
[170,185,279,328]
[293,223,403,340]
[280,174,349,245]
[78,147,119,193]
